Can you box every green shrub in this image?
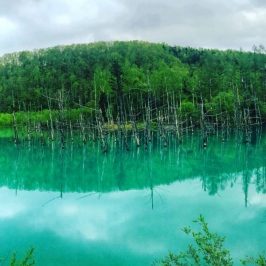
[157,216,266,266]
[10,248,35,266]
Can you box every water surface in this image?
[0,130,265,265]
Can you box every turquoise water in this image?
[0,130,265,265]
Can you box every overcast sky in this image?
[0,0,265,55]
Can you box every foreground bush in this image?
[157,215,266,266]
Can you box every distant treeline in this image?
[0,41,266,123]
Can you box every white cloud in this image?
[0,0,265,55]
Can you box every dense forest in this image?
[0,41,265,135]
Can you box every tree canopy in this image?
[0,41,265,120]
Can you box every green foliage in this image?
[0,113,12,126]
[241,254,266,266]
[159,215,233,266]
[10,248,35,266]
[260,103,266,117]
[212,92,235,113]
[0,108,93,127]
[205,91,235,116]
[157,216,266,266]
[122,61,148,92]
[181,100,200,119]
[93,67,112,95]
[0,41,265,122]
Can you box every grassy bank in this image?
[0,108,93,127]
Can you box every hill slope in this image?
[0,41,265,122]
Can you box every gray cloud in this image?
[0,0,265,55]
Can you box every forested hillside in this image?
[0,41,265,125]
